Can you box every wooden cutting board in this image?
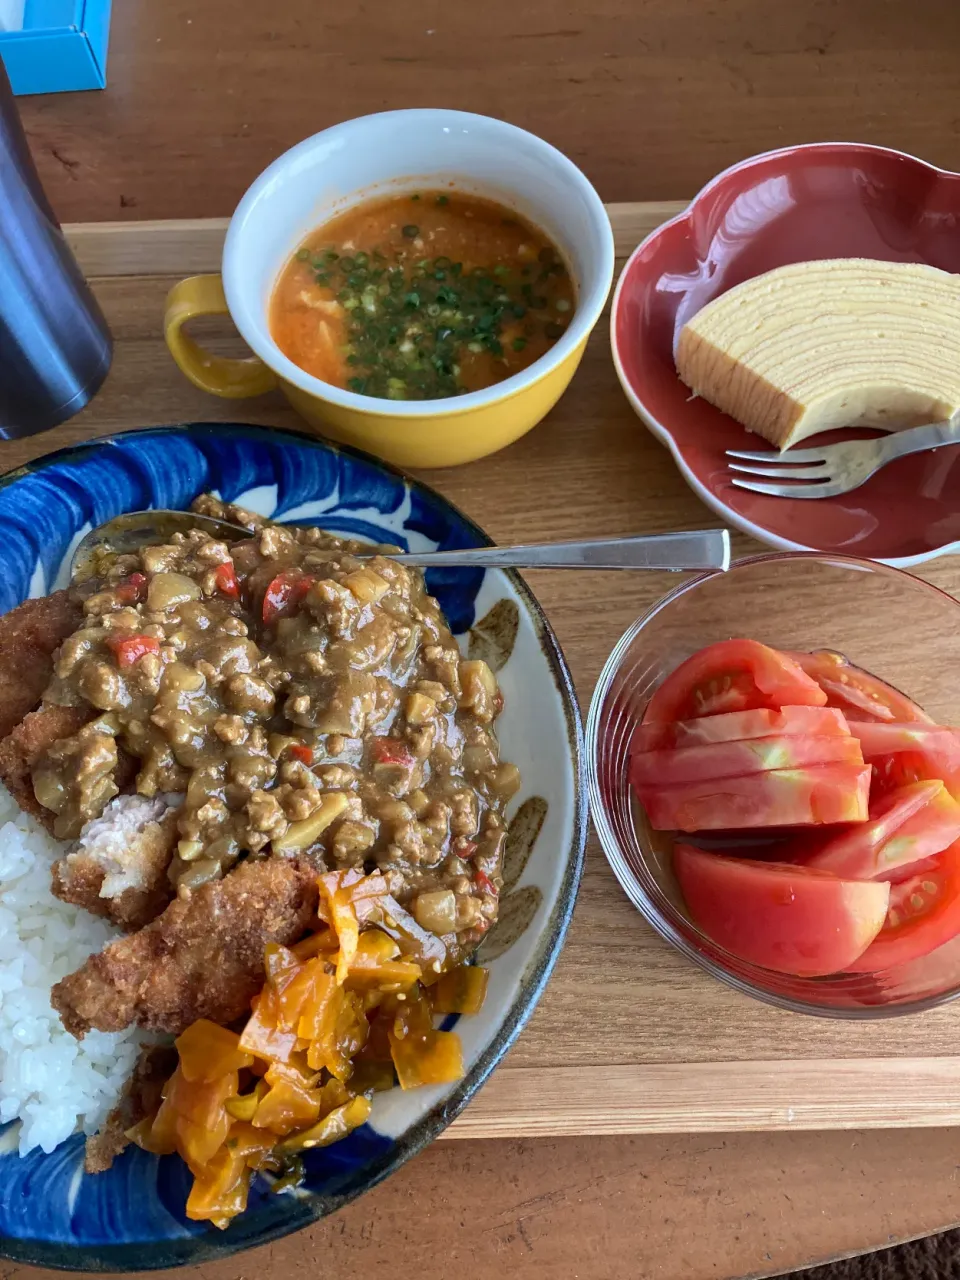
[25,203,960,1137]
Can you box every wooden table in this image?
[9,2,960,1274]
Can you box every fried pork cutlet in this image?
[52,794,181,932]
[84,1044,178,1174]
[52,856,319,1039]
[0,590,84,740]
[0,703,95,829]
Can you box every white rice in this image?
[0,784,150,1156]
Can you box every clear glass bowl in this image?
[586,552,960,1018]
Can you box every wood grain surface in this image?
[8,3,960,1265]
[15,0,960,222]
[10,210,960,1142]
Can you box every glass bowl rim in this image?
[585,549,960,1019]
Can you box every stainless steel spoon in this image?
[70,509,730,579]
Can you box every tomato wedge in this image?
[850,722,960,763]
[784,650,933,725]
[795,781,960,881]
[847,721,960,802]
[642,640,827,724]
[870,751,960,805]
[630,734,863,789]
[633,705,850,753]
[674,845,889,976]
[637,763,871,832]
[843,841,960,971]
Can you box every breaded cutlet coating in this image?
[52,799,180,932]
[0,591,84,740]
[52,856,319,1038]
[0,703,95,829]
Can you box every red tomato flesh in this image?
[870,748,960,805]
[673,844,890,976]
[630,734,863,789]
[843,841,960,971]
[638,763,871,832]
[633,705,850,753]
[642,640,827,724]
[850,722,960,764]
[848,722,960,802]
[785,650,933,725]
[795,780,960,881]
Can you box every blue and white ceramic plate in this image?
[0,423,586,1271]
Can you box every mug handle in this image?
[164,274,278,399]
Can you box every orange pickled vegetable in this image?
[349,1059,397,1094]
[274,956,325,1033]
[388,987,465,1089]
[226,1121,279,1168]
[158,1066,237,1172]
[263,941,302,987]
[253,1064,323,1136]
[298,964,340,1064]
[149,868,482,1231]
[175,1019,253,1082]
[318,872,361,983]
[126,1114,177,1157]
[330,990,369,1081]
[345,930,421,992]
[364,894,447,977]
[225,1079,268,1122]
[239,988,298,1064]
[431,965,489,1015]
[389,1027,464,1089]
[185,1145,251,1228]
[278,1096,372,1152]
[291,929,338,960]
[317,1077,352,1114]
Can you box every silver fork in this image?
[727,417,960,499]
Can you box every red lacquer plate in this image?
[611,142,960,565]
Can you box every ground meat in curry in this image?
[28,496,518,966]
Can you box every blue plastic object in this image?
[0,0,111,95]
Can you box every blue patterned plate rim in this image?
[0,423,587,1271]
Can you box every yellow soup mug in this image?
[164,110,614,470]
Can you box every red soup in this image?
[269,190,576,402]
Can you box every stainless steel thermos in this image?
[0,56,111,439]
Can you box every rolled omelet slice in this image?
[675,259,960,449]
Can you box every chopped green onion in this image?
[511,337,527,352]
[296,248,310,261]
[410,194,421,201]
[353,252,369,267]
[402,225,419,239]
[436,194,449,206]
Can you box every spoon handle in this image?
[378,529,731,571]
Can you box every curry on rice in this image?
[0,495,517,1225]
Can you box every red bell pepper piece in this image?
[106,633,161,669]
